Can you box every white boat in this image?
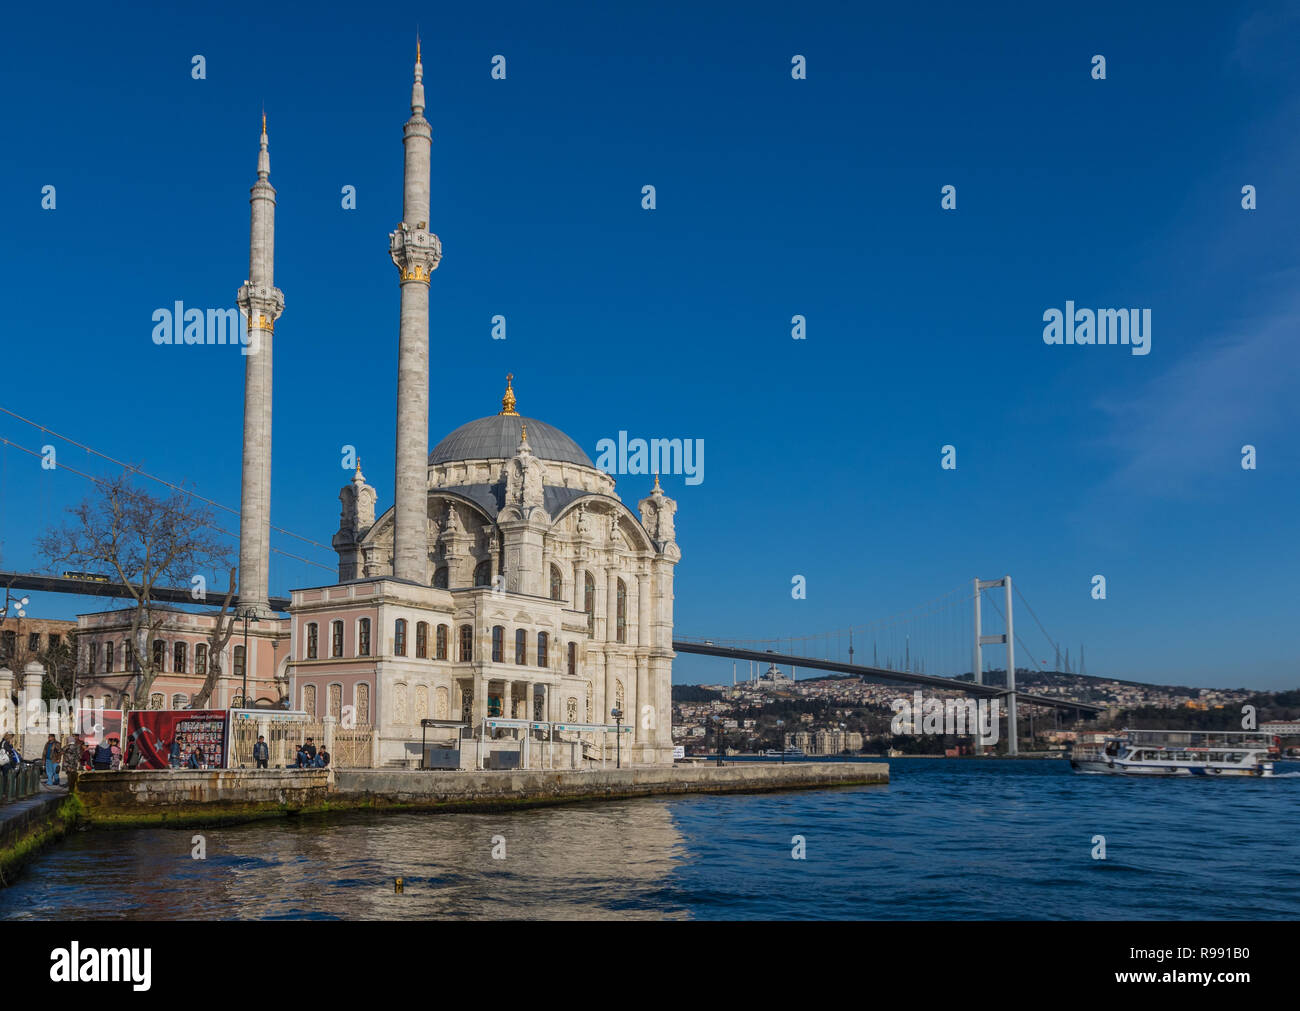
[764,747,806,758]
[1069,729,1276,777]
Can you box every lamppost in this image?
[611,707,623,769]
[776,719,785,765]
[715,717,723,767]
[240,612,259,709]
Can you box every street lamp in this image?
[0,591,30,666]
[611,707,623,769]
[776,719,785,765]
[240,612,260,709]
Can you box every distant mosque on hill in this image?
[74,45,680,768]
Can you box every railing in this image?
[0,763,41,803]
[228,720,374,769]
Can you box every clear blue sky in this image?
[0,1,1297,688]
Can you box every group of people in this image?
[293,737,331,769]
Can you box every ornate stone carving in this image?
[393,683,409,724]
[389,222,442,284]
[566,697,578,721]
[415,685,429,722]
[435,685,448,720]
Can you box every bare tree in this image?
[191,566,238,708]
[38,475,232,709]
[39,627,78,702]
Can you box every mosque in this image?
[75,47,680,767]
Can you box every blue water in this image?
[3,759,1297,919]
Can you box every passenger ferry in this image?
[1069,729,1276,777]
[763,747,806,758]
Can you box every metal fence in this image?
[228,720,373,769]
[1,763,41,803]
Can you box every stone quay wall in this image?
[70,762,886,826]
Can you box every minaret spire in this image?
[389,44,442,583]
[235,115,285,617]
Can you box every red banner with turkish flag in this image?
[124,710,229,770]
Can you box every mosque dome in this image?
[427,374,594,468]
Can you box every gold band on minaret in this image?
[500,373,519,416]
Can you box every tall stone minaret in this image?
[235,114,285,617]
[389,41,442,584]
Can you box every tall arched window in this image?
[567,641,577,677]
[537,632,548,668]
[436,624,448,660]
[358,618,371,657]
[172,693,188,709]
[616,579,627,643]
[302,684,316,718]
[473,560,492,587]
[515,629,527,665]
[194,643,206,677]
[394,618,408,656]
[356,683,370,724]
[415,621,428,658]
[331,621,343,658]
[153,639,166,670]
[89,642,99,674]
[233,645,246,680]
[550,565,563,601]
[104,642,114,673]
[174,642,187,674]
[584,572,595,634]
[306,622,319,659]
[459,624,473,662]
[492,626,504,663]
[433,566,449,589]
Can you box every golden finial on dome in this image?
[653,473,661,491]
[500,372,519,416]
[520,423,528,442]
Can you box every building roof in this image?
[428,414,593,468]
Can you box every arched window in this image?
[233,645,246,680]
[126,641,139,672]
[104,642,114,673]
[394,618,408,656]
[567,641,577,677]
[306,622,319,659]
[433,566,449,589]
[153,639,166,670]
[459,625,473,662]
[515,628,527,665]
[358,618,371,657]
[436,624,448,660]
[174,642,187,674]
[331,621,344,658]
[550,565,563,601]
[616,579,627,643]
[584,571,595,635]
[473,560,492,587]
[492,626,504,663]
[89,642,99,674]
[171,693,188,709]
[329,683,342,719]
[302,684,316,717]
[537,632,548,668]
[194,643,207,677]
[415,621,428,658]
[150,692,164,710]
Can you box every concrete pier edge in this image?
[70,762,889,829]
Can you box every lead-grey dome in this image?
[429,415,594,468]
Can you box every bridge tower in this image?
[235,113,285,618]
[973,576,1017,755]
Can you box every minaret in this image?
[235,113,284,617]
[389,39,442,584]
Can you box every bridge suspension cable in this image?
[0,432,334,573]
[0,405,336,557]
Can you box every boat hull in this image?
[1070,758,1273,777]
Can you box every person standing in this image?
[253,735,269,769]
[42,734,61,787]
[61,736,81,782]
